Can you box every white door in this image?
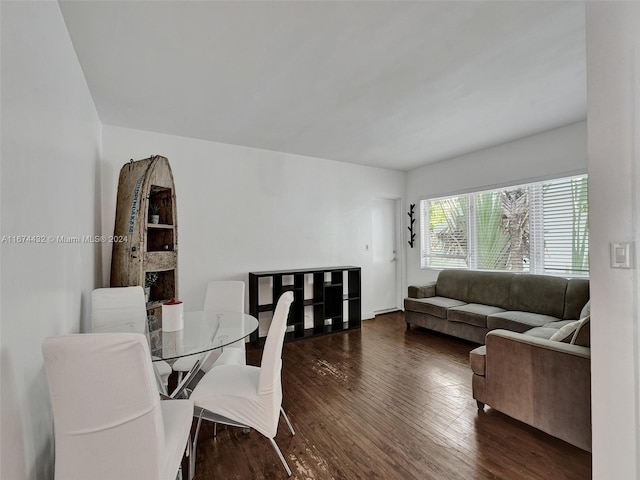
[372,197,398,313]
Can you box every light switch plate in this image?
[610,242,632,269]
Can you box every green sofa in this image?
[404,269,589,344]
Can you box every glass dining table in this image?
[96,310,258,397]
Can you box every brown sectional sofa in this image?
[470,329,591,451]
[405,270,591,452]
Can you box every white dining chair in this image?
[42,333,193,480]
[189,291,296,476]
[91,286,173,392]
[172,280,246,382]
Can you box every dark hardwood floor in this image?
[192,311,591,479]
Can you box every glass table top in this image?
[95,310,258,361]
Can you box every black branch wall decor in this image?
[407,204,416,248]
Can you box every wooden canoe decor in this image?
[110,155,178,309]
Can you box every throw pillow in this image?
[550,320,581,343]
[580,299,591,319]
[571,315,591,347]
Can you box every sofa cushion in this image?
[465,272,513,309]
[487,311,561,333]
[565,279,590,319]
[404,297,467,319]
[571,315,590,347]
[525,319,578,340]
[448,303,506,328]
[435,270,515,308]
[435,270,471,302]
[550,320,581,343]
[524,327,561,340]
[580,299,591,319]
[508,274,567,318]
[470,345,486,376]
[543,320,578,329]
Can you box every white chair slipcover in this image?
[91,286,172,390]
[172,280,246,376]
[42,333,193,480]
[189,291,296,476]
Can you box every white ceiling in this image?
[59,1,586,172]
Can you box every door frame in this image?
[372,196,404,314]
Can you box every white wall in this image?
[405,121,587,287]
[100,126,406,321]
[0,2,101,479]
[586,3,640,478]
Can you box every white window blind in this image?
[541,176,589,275]
[420,195,468,269]
[420,174,588,276]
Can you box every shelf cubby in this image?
[249,266,361,346]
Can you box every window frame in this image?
[419,174,589,277]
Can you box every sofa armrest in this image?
[484,329,591,451]
[486,329,591,359]
[407,282,436,299]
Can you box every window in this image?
[420,175,588,276]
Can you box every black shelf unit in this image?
[249,266,361,346]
